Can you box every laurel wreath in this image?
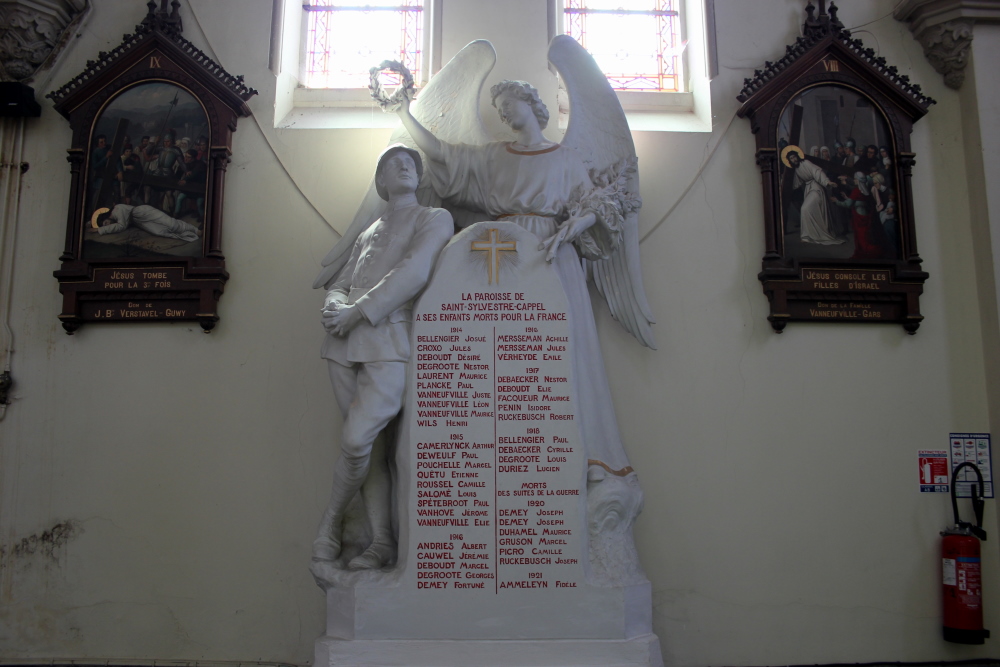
[369,60,415,112]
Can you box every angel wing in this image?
[548,35,657,349]
[313,40,496,289]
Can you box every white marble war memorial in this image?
[310,36,662,667]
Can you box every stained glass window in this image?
[563,0,683,92]
[303,1,424,89]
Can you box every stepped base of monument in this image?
[325,582,654,640]
[315,634,664,667]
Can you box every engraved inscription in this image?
[409,228,584,595]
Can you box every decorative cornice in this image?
[0,0,89,82]
[895,0,1000,89]
[738,1,935,108]
[895,0,1000,34]
[917,19,974,88]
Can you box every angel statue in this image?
[313,36,656,585]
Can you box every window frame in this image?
[561,0,686,94]
[549,0,714,132]
[273,0,442,129]
[271,0,711,131]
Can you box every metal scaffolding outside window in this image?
[303,0,424,89]
[563,0,682,92]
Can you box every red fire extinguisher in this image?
[942,461,990,644]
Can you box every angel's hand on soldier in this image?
[538,213,596,262]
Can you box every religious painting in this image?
[778,85,899,262]
[737,2,933,333]
[48,1,255,333]
[83,82,210,260]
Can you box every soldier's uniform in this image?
[322,205,453,459]
[312,144,454,569]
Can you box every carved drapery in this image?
[895,0,1000,89]
[0,0,89,82]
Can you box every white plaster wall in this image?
[963,22,1000,462]
[0,0,995,665]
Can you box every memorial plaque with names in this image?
[409,223,584,596]
[341,222,636,641]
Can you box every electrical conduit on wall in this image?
[0,117,26,420]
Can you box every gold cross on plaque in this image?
[471,228,517,285]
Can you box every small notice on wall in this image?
[950,433,993,499]
[918,450,950,493]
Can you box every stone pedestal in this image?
[322,580,654,640]
[316,635,663,667]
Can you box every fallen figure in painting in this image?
[88,204,202,242]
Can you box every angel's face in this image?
[497,91,534,131]
[378,151,419,197]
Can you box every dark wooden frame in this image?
[737,1,934,333]
[48,1,255,333]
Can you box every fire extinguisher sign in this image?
[919,450,951,493]
[950,433,993,499]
